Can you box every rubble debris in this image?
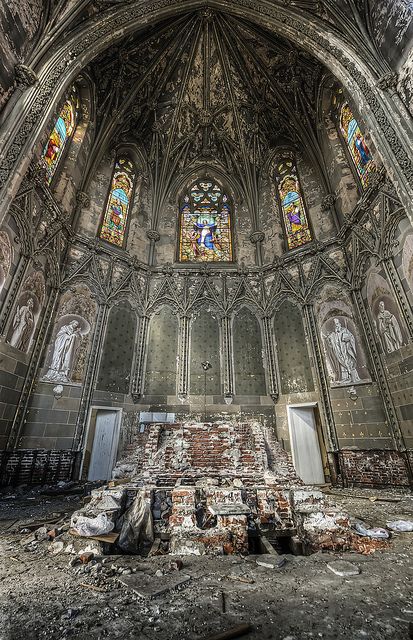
[225,575,255,584]
[80,582,107,593]
[387,520,413,532]
[353,521,389,539]
[70,512,115,537]
[256,556,287,569]
[79,551,94,564]
[327,561,361,577]
[202,623,252,640]
[118,572,191,599]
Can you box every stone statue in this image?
[325,317,361,384]
[376,300,403,353]
[9,298,34,351]
[44,320,81,383]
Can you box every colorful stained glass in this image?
[276,161,312,250]
[179,181,233,262]
[42,91,77,184]
[340,103,375,188]
[100,158,135,247]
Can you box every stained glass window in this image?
[179,180,233,262]
[276,160,312,250]
[99,158,135,247]
[42,88,77,184]
[340,103,375,188]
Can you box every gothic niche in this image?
[0,230,12,293]
[233,307,266,396]
[366,268,406,355]
[273,301,314,394]
[316,287,370,387]
[145,307,178,397]
[7,269,45,352]
[42,285,96,384]
[96,301,137,394]
[190,308,221,396]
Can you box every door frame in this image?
[79,406,123,480]
[286,402,325,484]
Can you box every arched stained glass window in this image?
[179,180,233,262]
[276,159,312,250]
[99,158,135,247]
[340,103,375,188]
[42,88,77,184]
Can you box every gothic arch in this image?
[1,1,413,227]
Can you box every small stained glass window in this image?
[276,159,312,250]
[340,103,375,188]
[179,180,233,262]
[99,158,135,247]
[42,88,77,184]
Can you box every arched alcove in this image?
[232,307,266,396]
[145,307,178,396]
[96,301,137,394]
[273,301,314,394]
[190,309,221,395]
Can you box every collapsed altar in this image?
[71,421,377,556]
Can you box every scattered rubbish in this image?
[70,513,114,537]
[169,559,183,571]
[79,551,94,564]
[118,572,191,599]
[256,556,287,569]
[118,491,154,554]
[353,522,389,539]
[387,520,413,532]
[201,623,252,640]
[327,560,360,577]
[49,540,64,555]
[69,528,119,544]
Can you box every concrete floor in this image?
[0,487,412,640]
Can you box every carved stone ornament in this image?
[146,229,160,242]
[249,231,265,244]
[15,64,38,89]
[321,194,336,212]
[377,73,399,91]
[76,191,91,208]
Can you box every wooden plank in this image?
[69,528,119,543]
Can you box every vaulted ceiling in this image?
[88,10,325,208]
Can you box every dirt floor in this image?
[0,485,412,640]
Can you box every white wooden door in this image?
[88,410,119,481]
[287,406,325,485]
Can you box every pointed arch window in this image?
[339,103,375,188]
[179,180,233,262]
[42,87,78,184]
[99,158,136,247]
[275,158,312,251]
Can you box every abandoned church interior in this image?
[1,1,413,639]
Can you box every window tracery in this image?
[179,180,233,262]
[41,87,78,184]
[99,158,135,247]
[339,102,375,188]
[275,158,312,251]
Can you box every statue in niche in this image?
[44,320,82,383]
[9,298,35,351]
[376,300,403,353]
[325,318,361,384]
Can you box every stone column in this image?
[249,231,265,267]
[220,313,233,396]
[381,257,413,340]
[351,286,407,453]
[0,252,31,336]
[302,303,338,452]
[147,230,160,267]
[6,285,60,450]
[178,313,190,400]
[131,313,150,401]
[262,314,279,401]
[72,301,109,451]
